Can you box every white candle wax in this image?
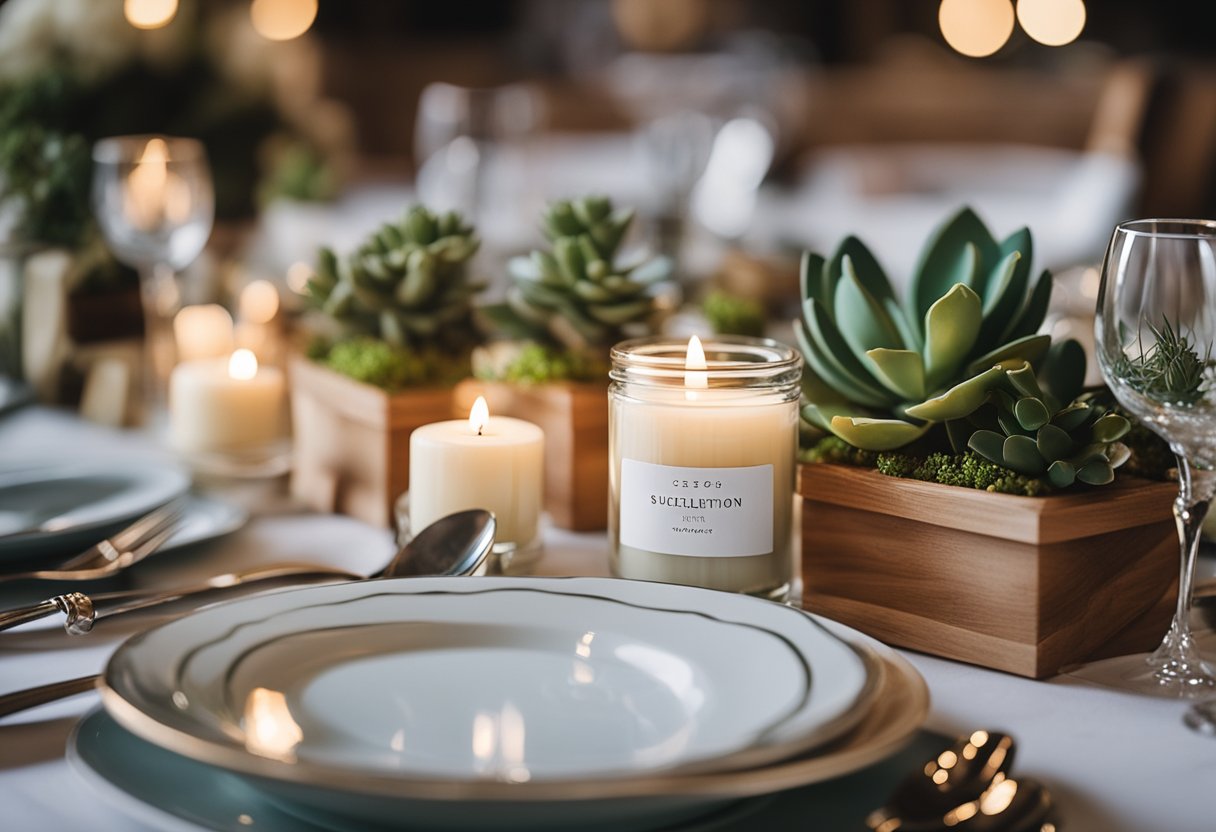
[169,349,286,454]
[409,398,544,545]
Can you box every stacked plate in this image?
[82,576,928,831]
[0,462,246,571]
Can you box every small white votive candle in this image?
[409,397,544,545]
[169,349,286,455]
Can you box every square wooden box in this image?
[289,356,453,528]
[799,463,1179,678]
[453,378,608,531]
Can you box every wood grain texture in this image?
[454,379,608,531]
[289,356,453,527]
[799,463,1177,678]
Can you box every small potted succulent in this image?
[460,195,670,530]
[290,206,481,527]
[796,207,1178,678]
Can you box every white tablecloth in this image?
[1,407,1212,831]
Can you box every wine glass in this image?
[92,135,214,418]
[1095,218,1216,697]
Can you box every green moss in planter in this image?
[312,337,469,392]
[473,341,608,385]
[703,290,766,337]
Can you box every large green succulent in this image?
[307,206,483,350]
[798,207,1062,451]
[481,196,670,350]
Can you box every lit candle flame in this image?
[684,335,708,392]
[469,395,490,436]
[124,137,193,232]
[228,348,258,381]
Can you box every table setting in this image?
[5,2,1216,831]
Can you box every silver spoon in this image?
[0,509,495,718]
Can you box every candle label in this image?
[620,459,773,557]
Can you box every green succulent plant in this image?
[798,207,1062,451]
[307,206,482,350]
[481,196,670,350]
[954,358,1130,487]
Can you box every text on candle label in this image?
[620,459,773,557]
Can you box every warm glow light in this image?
[979,777,1019,815]
[250,0,318,41]
[229,349,259,381]
[239,279,281,324]
[1017,0,1085,46]
[286,261,313,294]
[939,0,1015,58]
[684,335,708,390]
[125,138,192,231]
[469,395,490,436]
[242,688,303,761]
[174,304,234,361]
[125,0,178,29]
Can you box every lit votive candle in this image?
[609,336,802,600]
[174,303,234,362]
[409,397,544,546]
[169,349,286,455]
[235,279,282,365]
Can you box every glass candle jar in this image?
[609,335,802,601]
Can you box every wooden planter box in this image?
[453,378,608,531]
[799,463,1179,678]
[290,356,453,527]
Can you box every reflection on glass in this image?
[470,702,530,783]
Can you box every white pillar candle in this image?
[174,303,234,362]
[609,336,801,599]
[409,397,544,545]
[169,349,286,454]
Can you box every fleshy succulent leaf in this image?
[864,348,926,401]
[1014,397,1050,430]
[1048,459,1077,488]
[827,236,895,306]
[968,430,1006,464]
[1001,269,1053,343]
[965,334,1051,376]
[1003,434,1047,475]
[923,283,982,389]
[835,256,905,357]
[1040,339,1087,407]
[800,251,827,305]
[1036,423,1073,461]
[1005,362,1044,399]
[804,300,896,407]
[828,415,932,451]
[904,365,1006,421]
[1092,413,1131,443]
[908,207,997,331]
[1052,403,1091,432]
[1077,460,1115,485]
[975,250,1027,353]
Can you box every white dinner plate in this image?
[103,578,875,787]
[86,615,927,832]
[0,462,190,565]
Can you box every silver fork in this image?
[0,521,181,633]
[0,500,184,585]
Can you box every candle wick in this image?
[477,425,483,437]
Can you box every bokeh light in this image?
[124,0,178,30]
[250,0,319,42]
[1017,0,1086,47]
[939,0,1015,58]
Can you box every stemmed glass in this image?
[92,135,214,418]
[1095,218,1216,697]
